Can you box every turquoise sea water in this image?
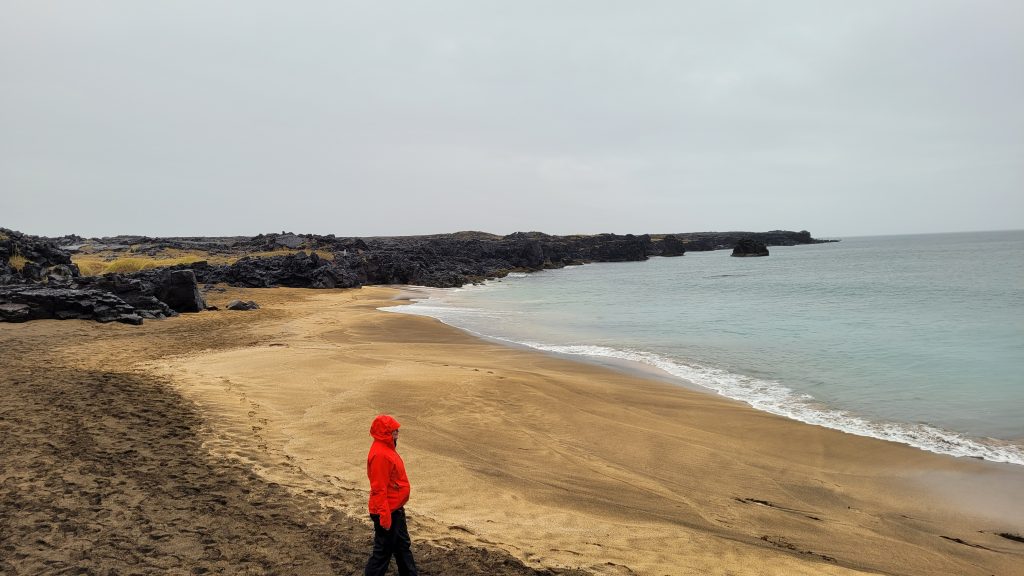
[387,231,1024,465]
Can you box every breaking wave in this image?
[383,303,1024,466]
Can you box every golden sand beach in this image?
[3,286,1022,575]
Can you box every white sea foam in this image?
[382,303,1024,466]
[386,303,517,321]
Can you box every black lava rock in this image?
[0,286,142,324]
[1,228,833,324]
[76,274,177,319]
[652,234,687,257]
[154,269,207,313]
[216,252,362,289]
[1,228,80,285]
[732,238,770,257]
[0,303,31,322]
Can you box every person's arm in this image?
[367,455,393,530]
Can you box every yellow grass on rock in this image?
[105,257,206,273]
[73,259,111,276]
[8,251,29,272]
[71,248,334,276]
[242,248,335,261]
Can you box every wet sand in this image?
[3,286,1023,575]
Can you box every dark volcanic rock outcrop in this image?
[1,228,79,285]
[653,234,687,257]
[214,252,362,289]
[0,286,142,324]
[659,230,829,253]
[0,303,31,322]
[76,274,177,319]
[3,226,833,323]
[41,264,77,287]
[566,233,650,262]
[273,233,306,249]
[76,268,207,318]
[349,232,650,288]
[1,229,211,323]
[44,228,831,290]
[0,230,152,323]
[187,231,650,289]
[154,270,207,313]
[732,238,770,257]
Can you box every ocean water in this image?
[385,231,1024,465]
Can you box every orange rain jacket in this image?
[366,414,411,530]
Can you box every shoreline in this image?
[384,284,1024,467]
[4,286,1023,575]
[383,286,698,388]
[152,287,1024,575]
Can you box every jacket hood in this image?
[370,414,401,442]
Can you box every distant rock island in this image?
[731,237,771,257]
[1,228,835,323]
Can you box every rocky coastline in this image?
[1,228,834,324]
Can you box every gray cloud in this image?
[2,1,1021,237]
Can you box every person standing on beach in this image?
[365,414,418,576]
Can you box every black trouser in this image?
[365,507,418,576]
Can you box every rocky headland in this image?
[1,227,834,323]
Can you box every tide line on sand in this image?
[383,302,1024,466]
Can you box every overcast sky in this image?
[2,1,1022,238]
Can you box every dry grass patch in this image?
[243,249,334,262]
[8,252,29,272]
[73,254,208,275]
[72,248,334,276]
[105,256,208,273]
[74,259,110,276]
